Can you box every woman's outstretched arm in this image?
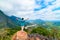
[24,18,29,20]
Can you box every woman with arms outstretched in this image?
[16,18,29,31]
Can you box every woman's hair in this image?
[22,18,24,20]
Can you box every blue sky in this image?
[0,0,60,21]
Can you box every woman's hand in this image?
[16,18,18,20]
[25,18,29,20]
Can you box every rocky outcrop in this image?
[12,30,28,40]
[12,31,48,40]
[28,34,48,40]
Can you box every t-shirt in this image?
[17,19,26,26]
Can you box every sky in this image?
[0,0,60,21]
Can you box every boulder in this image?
[11,30,28,40]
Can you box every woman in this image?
[16,18,29,31]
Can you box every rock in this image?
[11,30,28,40]
[28,34,48,40]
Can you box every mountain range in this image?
[0,10,60,28]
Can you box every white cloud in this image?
[0,0,60,21]
[35,0,60,20]
[0,0,13,11]
[6,0,35,11]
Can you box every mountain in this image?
[33,19,45,25]
[29,19,45,25]
[9,15,21,26]
[29,19,60,27]
[0,10,18,28]
[50,21,60,26]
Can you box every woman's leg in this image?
[21,26,24,31]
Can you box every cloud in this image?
[0,1,13,11]
[6,0,35,11]
[0,0,60,21]
[34,0,60,20]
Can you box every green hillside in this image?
[0,10,18,28]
